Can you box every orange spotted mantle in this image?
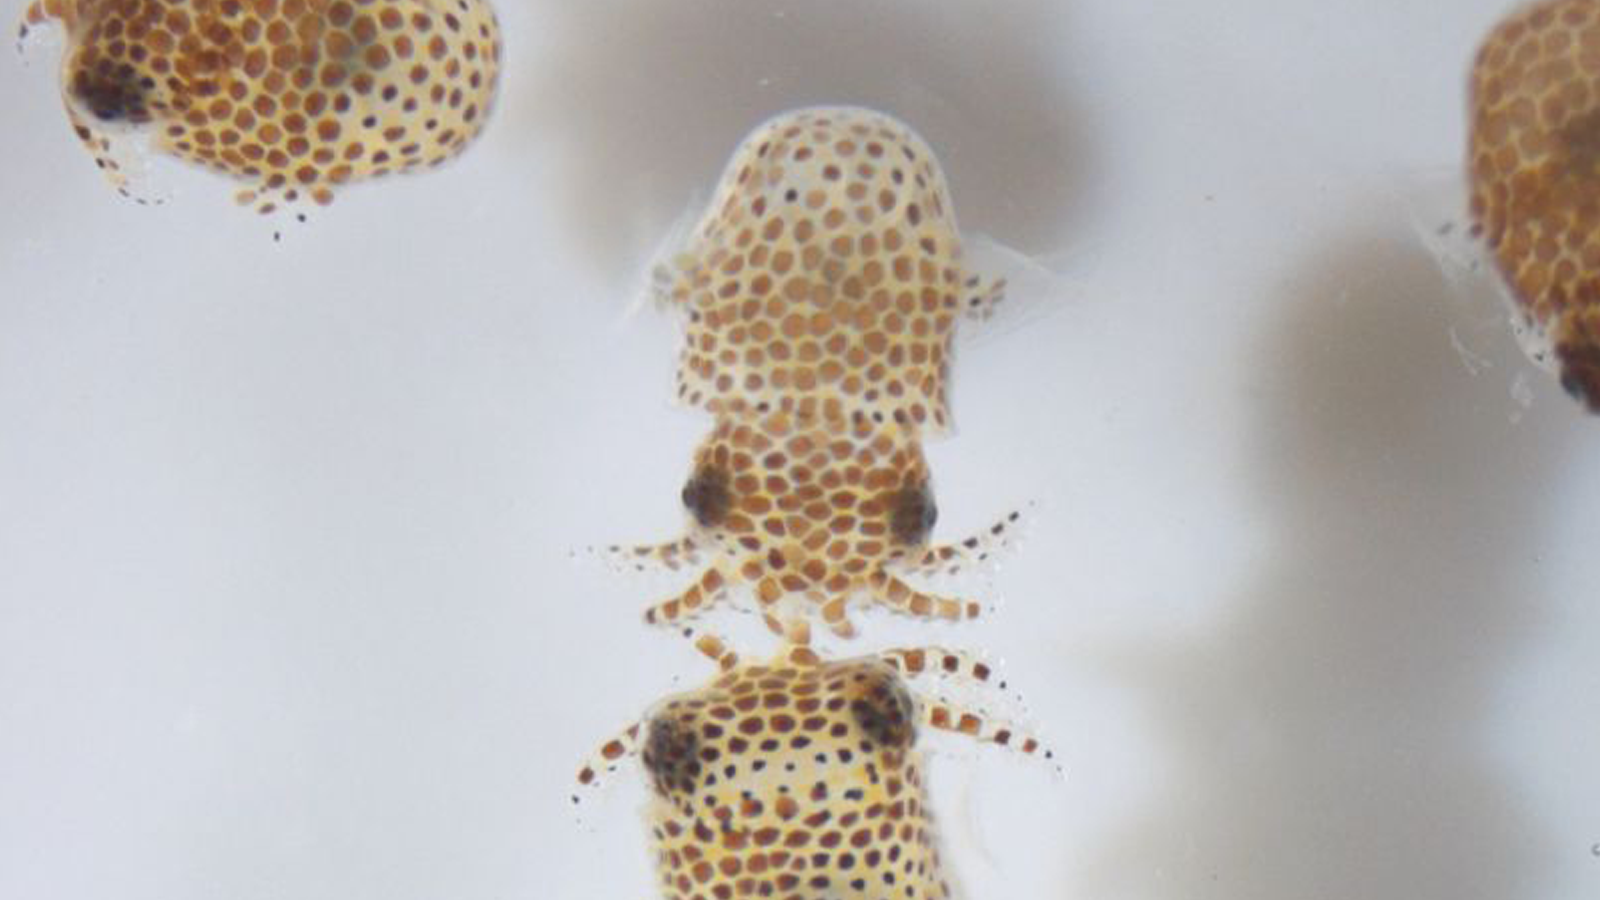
[654,107,1005,437]
[20,0,500,213]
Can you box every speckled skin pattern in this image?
[655,106,1003,435]
[21,0,500,212]
[1469,0,1600,410]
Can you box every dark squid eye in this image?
[888,482,937,545]
[849,667,916,750]
[1557,340,1600,414]
[69,63,156,124]
[681,464,732,527]
[641,712,701,799]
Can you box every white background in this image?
[3,1,1599,899]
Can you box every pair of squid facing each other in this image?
[579,107,1056,900]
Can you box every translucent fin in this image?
[957,232,1085,349]
[960,268,1007,323]
[1401,167,1558,376]
[1403,168,1485,290]
[624,190,708,322]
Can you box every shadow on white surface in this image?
[1079,210,1575,900]
[513,0,1092,275]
